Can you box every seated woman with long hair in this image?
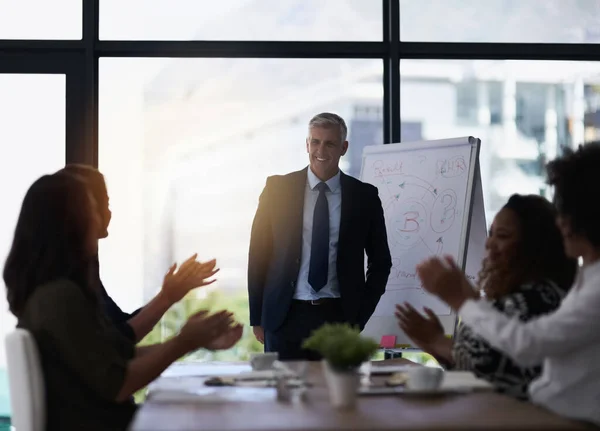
[415,143,600,425]
[395,194,577,399]
[4,172,242,431]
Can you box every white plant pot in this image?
[322,360,360,409]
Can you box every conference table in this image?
[129,359,593,431]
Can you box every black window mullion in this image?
[383,0,400,144]
[81,0,99,166]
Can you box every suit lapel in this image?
[288,168,308,254]
[338,171,353,252]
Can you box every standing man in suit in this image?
[248,112,392,360]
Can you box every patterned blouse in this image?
[451,280,566,399]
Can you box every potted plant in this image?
[303,323,379,409]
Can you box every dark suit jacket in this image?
[248,167,392,332]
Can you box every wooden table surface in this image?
[129,360,592,431]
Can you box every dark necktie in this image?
[308,182,330,292]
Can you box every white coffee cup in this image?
[406,367,444,391]
[250,352,279,371]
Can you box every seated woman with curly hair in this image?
[396,194,577,399]
[415,142,600,425]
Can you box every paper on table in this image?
[359,370,493,396]
[440,371,493,390]
[161,362,251,378]
[149,376,206,392]
[149,375,280,401]
[151,370,298,392]
[152,362,301,403]
[222,370,294,380]
[160,362,297,380]
[149,384,277,403]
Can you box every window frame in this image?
[1,1,598,163]
[0,51,87,163]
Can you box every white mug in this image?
[406,366,444,390]
[250,352,279,371]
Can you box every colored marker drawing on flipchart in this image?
[362,145,474,317]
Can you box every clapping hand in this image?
[416,255,478,310]
[204,323,244,351]
[395,302,444,351]
[161,254,220,305]
[178,310,236,351]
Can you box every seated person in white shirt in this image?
[414,141,600,426]
[395,194,577,399]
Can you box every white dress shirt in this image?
[293,167,342,300]
[459,260,600,425]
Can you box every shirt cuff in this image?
[458,298,487,323]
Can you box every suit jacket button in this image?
[295,258,300,264]
[291,281,296,287]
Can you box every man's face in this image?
[306,126,348,181]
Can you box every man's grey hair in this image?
[308,112,348,142]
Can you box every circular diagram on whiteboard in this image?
[430,189,458,233]
[386,198,429,249]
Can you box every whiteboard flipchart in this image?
[360,136,487,347]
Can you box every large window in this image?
[99,58,383,359]
[0,0,81,40]
[400,0,600,43]
[0,74,66,421]
[99,0,382,41]
[400,59,600,223]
